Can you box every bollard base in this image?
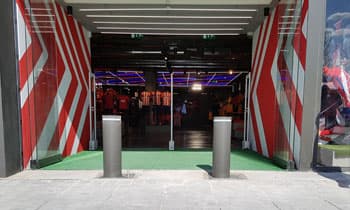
[103,173,122,178]
[242,140,250,149]
[212,170,230,178]
[169,140,175,151]
[89,139,98,151]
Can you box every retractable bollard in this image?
[102,115,122,177]
[212,117,232,178]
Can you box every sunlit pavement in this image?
[1,170,349,210]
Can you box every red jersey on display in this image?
[118,95,130,111]
[155,91,162,105]
[151,91,156,105]
[163,92,171,106]
[141,91,150,106]
[103,91,115,110]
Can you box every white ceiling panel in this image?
[59,0,275,35]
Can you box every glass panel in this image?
[273,0,303,168]
[28,0,61,166]
[318,0,350,168]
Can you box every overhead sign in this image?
[203,34,216,40]
[131,34,144,39]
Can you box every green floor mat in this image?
[42,149,282,171]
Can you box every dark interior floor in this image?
[123,125,241,149]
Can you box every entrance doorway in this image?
[94,71,247,150]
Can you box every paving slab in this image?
[0,170,349,210]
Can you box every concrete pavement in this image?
[0,170,349,210]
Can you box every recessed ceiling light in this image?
[278,32,300,35]
[101,32,240,36]
[32,30,55,33]
[130,51,162,54]
[26,8,52,11]
[96,27,244,31]
[192,83,202,91]
[279,22,299,25]
[30,20,55,23]
[80,8,257,12]
[281,16,300,18]
[28,14,55,17]
[93,21,249,25]
[87,15,253,19]
[278,27,297,30]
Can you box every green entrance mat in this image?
[42,149,282,171]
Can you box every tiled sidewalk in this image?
[1,170,349,210]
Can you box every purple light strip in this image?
[162,73,169,85]
[136,72,145,82]
[159,84,228,87]
[186,73,190,87]
[108,71,129,84]
[226,73,242,86]
[206,73,217,85]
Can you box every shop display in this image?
[319,10,350,144]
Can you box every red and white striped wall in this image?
[16,0,91,169]
[248,0,308,167]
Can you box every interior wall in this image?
[248,0,308,167]
[16,0,91,169]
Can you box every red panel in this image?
[78,112,91,152]
[256,8,280,157]
[249,13,274,155]
[17,0,91,168]
[55,4,88,92]
[67,17,90,84]
[62,91,87,156]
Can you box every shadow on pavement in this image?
[318,172,350,188]
[197,164,212,176]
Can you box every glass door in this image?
[29,0,62,168]
[273,0,304,169]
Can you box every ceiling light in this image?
[281,16,300,18]
[177,51,185,54]
[87,15,253,19]
[130,51,162,54]
[80,8,257,12]
[28,14,55,17]
[26,8,52,11]
[97,27,244,31]
[31,25,55,29]
[279,22,299,25]
[101,32,240,36]
[192,83,202,91]
[278,32,299,35]
[32,31,55,33]
[30,20,55,23]
[278,27,297,30]
[93,21,250,25]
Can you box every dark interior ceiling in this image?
[91,34,252,73]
